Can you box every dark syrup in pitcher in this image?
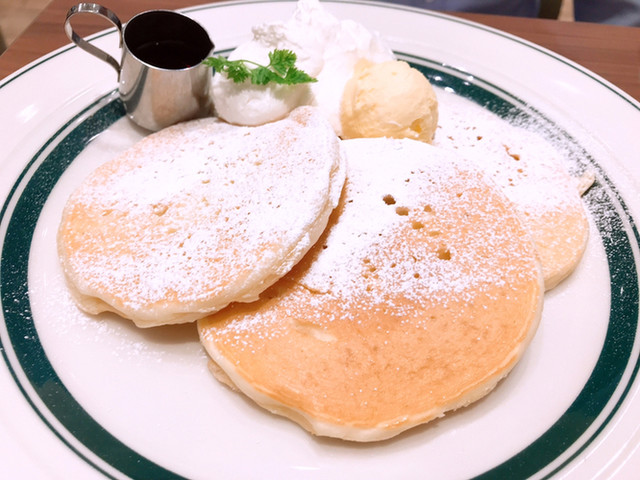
[133,40,205,69]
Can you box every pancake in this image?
[58,106,346,327]
[198,137,543,441]
[434,93,591,290]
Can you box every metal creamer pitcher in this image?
[65,3,214,131]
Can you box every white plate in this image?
[1,1,639,478]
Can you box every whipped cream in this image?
[211,0,394,134]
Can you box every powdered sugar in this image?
[59,107,345,325]
[206,136,544,344]
[434,90,585,215]
[432,89,591,288]
[296,137,540,311]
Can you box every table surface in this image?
[1,0,639,103]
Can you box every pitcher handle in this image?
[64,3,123,75]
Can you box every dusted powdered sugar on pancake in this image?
[298,144,531,304]
[434,92,591,289]
[58,106,345,327]
[199,138,543,441]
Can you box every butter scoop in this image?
[340,59,439,143]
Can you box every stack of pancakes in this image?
[58,106,589,441]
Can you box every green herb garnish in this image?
[205,49,317,86]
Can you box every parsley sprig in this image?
[205,49,317,86]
